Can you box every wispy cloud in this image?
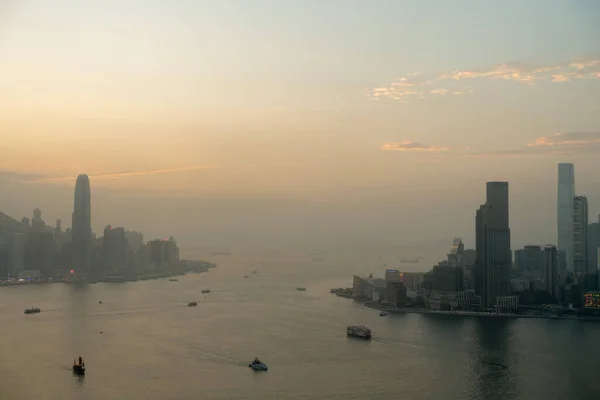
[381,141,451,152]
[466,132,600,159]
[527,132,600,147]
[0,170,47,182]
[28,166,219,184]
[371,54,600,103]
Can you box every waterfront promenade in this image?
[363,301,600,322]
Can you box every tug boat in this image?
[72,357,85,375]
[249,357,268,371]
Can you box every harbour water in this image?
[1,251,599,400]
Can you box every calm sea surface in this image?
[1,251,599,400]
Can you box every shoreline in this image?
[363,302,600,322]
[0,269,213,289]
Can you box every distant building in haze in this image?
[514,245,544,278]
[103,226,128,275]
[31,208,45,231]
[475,181,512,308]
[557,163,575,273]
[25,231,55,276]
[573,196,588,276]
[543,245,559,298]
[148,237,180,271]
[125,230,144,251]
[72,174,92,273]
[8,233,25,277]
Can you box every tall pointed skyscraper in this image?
[557,163,575,273]
[72,174,92,272]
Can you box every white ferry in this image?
[346,325,372,339]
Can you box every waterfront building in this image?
[475,182,512,308]
[496,295,519,312]
[543,245,559,298]
[385,281,408,307]
[148,237,180,271]
[432,263,463,293]
[72,174,92,273]
[557,163,575,273]
[352,274,385,300]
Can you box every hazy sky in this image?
[1,0,599,260]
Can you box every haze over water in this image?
[1,252,599,400]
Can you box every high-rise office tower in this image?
[557,163,575,272]
[587,215,600,290]
[72,174,92,272]
[475,182,511,307]
[543,245,558,298]
[572,196,588,276]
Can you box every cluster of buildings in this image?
[353,163,600,314]
[0,174,194,281]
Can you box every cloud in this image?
[24,166,219,184]
[370,54,600,103]
[0,170,47,182]
[466,132,600,159]
[381,141,451,152]
[527,132,600,147]
[430,89,448,95]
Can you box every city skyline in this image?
[0,1,599,257]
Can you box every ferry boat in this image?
[24,307,41,314]
[346,325,372,339]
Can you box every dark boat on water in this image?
[73,357,85,375]
[24,307,41,314]
[249,357,268,371]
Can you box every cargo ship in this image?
[346,325,372,339]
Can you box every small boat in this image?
[201,289,210,294]
[296,287,306,291]
[98,301,103,304]
[244,275,248,278]
[72,357,85,375]
[249,358,268,371]
[169,278,178,282]
[188,302,198,307]
[24,307,41,314]
[380,312,389,316]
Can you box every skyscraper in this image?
[557,163,575,272]
[572,195,588,276]
[587,215,600,289]
[475,182,511,308]
[72,174,92,272]
[543,245,558,299]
